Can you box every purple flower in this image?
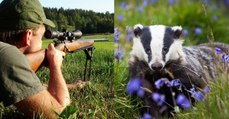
[152,93,165,106]
[120,54,124,60]
[212,15,218,22]
[143,0,150,7]
[202,0,207,4]
[204,86,210,93]
[126,28,133,42]
[170,79,181,87]
[114,28,120,43]
[190,84,195,93]
[114,49,124,62]
[120,2,128,9]
[141,113,152,119]
[215,47,222,54]
[182,29,189,35]
[168,0,175,5]
[137,6,144,13]
[191,91,204,102]
[155,78,170,89]
[194,27,202,35]
[117,14,124,21]
[137,88,145,98]
[114,28,120,36]
[127,77,142,96]
[114,50,120,61]
[151,0,157,4]
[114,37,119,43]
[189,84,205,102]
[222,54,229,63]
[176,94,191,109]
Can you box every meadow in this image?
[40,34,115,119]
[115,0,229,119]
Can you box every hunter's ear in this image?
[133,24,144,37]
[172,26,182,39]
[22,30,33,46]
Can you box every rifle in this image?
[26,29,94,74]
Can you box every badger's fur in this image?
[128,24,229,118]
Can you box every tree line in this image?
[44,7,114,34]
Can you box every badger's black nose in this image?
[151,63,163,71]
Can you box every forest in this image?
[44,7,114,34]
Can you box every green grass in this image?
[39,34,114,119]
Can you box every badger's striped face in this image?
[130,24,185,71]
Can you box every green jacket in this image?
[0,42,44,106]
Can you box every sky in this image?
[39,0,114,13]
[0,0,114,13]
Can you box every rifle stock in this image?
[26,40,94,72]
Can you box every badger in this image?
[128,24,229,118]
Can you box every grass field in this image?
[39,34,115,118]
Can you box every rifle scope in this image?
[44,29,82,41]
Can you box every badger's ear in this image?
[133,24,144,37]
[172,26,182,39]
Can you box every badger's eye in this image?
[145,48,151,54]
[162,47,168,54]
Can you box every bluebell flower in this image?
[154,78,170,89]
[170,79,181,87]
[117,14,124,21]
[204,86,210,93]
[141,113,152,119]
[212,15,218,22]
[114,37,119,43]
[182,29,189,35]
[120,54,125,60]
[114,28,119,43]
[114,50,120,61]
[189,84,205,102]
[151,0,157,4]
[168,0,175,5]
[191,91,204,102]
[202,0,207,4]
[114,28,120,36]
[215,47,222,54]
[137,88,145,98]
[176,94,191,109]
[190,84,195,93]
[152,93,165,106]
[127,77,142,96]
[223,54,229,63]
[126,28,133,42]
[194,27,202,35]
[114,49,124,62]
[120,2,127,9]
[143,0,150,7]
[137,5,144,13]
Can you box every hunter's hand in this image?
[46,44,65,68]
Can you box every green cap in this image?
[0,0,55,30]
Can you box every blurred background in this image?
[115,0,229,46]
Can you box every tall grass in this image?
[38,34,115,118]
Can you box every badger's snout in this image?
[151,62,163,71]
